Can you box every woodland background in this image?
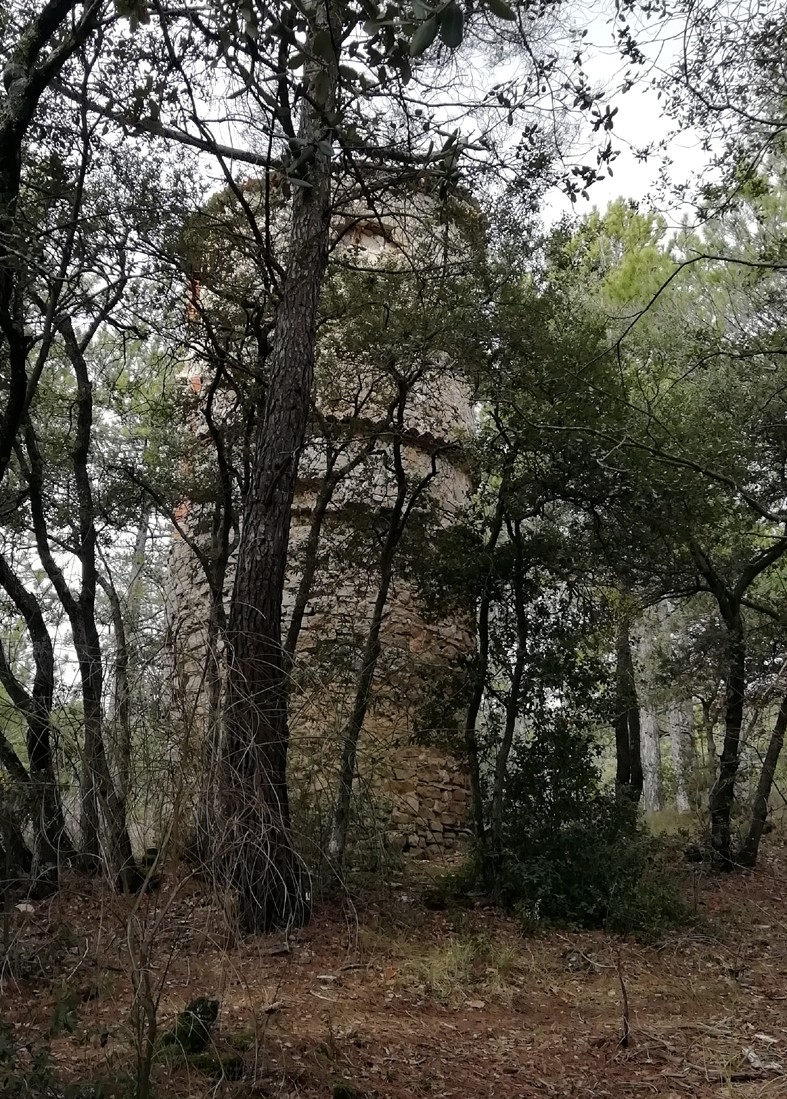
[3,0,787,1094]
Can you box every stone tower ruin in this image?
[168,180,478,857]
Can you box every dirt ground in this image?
[3,848,787,1098]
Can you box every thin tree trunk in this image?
[329,403,437,867]
[216,3,339,932]
[738,690,787,867]
[193,585,229,864]
[738,659,787,803]
[692,540,787,866]
[614,620,632,792]
[463,495,506,860]
[64,320,138,883]
[99,500,152,803]
[285,430,380,667]
[634,607,663,813]
[24,321,138,888]
[189,361,237,863]
[700,695,719,788]
[490,517,528,864]
[74,614,139,888]
[101,576,131,802]
[709,613,746,867]
[284,473,337,669]
[628,688,643,802]
[327,564,394,866]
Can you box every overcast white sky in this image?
[194,1,711,228]
[545,0,710,225]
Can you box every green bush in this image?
[486,723,691,937]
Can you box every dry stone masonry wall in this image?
[168,186,477,856]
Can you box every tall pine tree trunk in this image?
[215,5,339,933]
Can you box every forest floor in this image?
[4,846,787,1099]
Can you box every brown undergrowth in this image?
[3,849,787,1098]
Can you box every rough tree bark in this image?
[216,2,340,932]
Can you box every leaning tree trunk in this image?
[327,559,396,868]
[215,7,339,934]
[64,320,138,885]
[284,429,380,668]
[737,689,787,868]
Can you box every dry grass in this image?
[395,933,527,1005]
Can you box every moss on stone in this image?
[159,997,219,1053]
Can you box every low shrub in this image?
[481,725,692,937]
[493,805,690,937]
